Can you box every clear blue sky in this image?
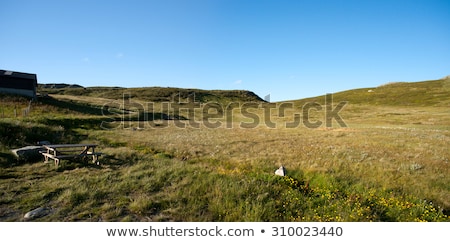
[1,0,449,102]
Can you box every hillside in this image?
[38,77,450,106]
[38,85,265,104]
[287,77,450,107]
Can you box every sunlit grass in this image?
[0,80,449,221]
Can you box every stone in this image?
[24,207,51,220]
[11,146,46,162]
[275,166,286,176]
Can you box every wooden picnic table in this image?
[42,144,102,166]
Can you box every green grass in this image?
[0,78,449,221]
[1,152,447,221]
[288,78,450,107]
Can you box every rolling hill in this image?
[37,76,450,107]
[287,77,450,107]
[38,85,265,103]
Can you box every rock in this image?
[410,163,423,171]
[11,146,46,162]
[275,166,286,176]
[24,207,51,220]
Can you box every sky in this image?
[1,0,449,102]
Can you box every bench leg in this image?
[93,155,100,165]
[55,158,60,167]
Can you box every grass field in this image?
[0,78,449,221]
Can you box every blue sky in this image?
[1,0,449,102]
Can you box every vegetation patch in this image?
[0,79,449,221]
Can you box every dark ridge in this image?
[38,86,266,103]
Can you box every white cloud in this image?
[116,52,124,58]
[82,57,90,62]
[234,79,242,85]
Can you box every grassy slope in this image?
[38,86,265,103]
[0,78,449,221]
[288,78,450,107]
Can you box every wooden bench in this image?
[42,144,102,166]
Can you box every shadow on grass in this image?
[99,154,140,170]
[0,152,18,168]
[50,154,135,172]
[53,158,105,172]
[40,96,104,116]
[0,151,51,169]
[40,96,188,122]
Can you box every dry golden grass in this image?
[91,102,449,212]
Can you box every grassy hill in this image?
[0,77,449,222]
[288,77,450,107]
[38,85,265,104]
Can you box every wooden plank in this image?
[42,152,102,159]
[73,153,102,157]
[52,149,91,153]
[44,144,97,149]
[42,153,56,158]
[42,153,75,159]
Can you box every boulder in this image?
[275,166,286,176]
[11,146,46,162]
[24,207,51,220]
